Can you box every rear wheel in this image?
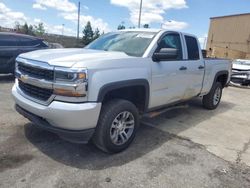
[92,99,139,153]
[202,82,223,110]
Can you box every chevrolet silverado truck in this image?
[12,29,232,153]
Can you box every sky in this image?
[0,0,250,47]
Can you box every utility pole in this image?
[77,1,80,41]
[203,37,207,49]
[62,24,64,35]
[138,0,143,28]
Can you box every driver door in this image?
[149,32,188,108]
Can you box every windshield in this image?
[86,31,157,57]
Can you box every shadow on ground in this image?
[141,98,236,134]
[23,98,235,170]
[0,74,15,83]
[24,124,173,170]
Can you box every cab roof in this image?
[0,32,41,40]
[120,28,162,33]
[115,29,196,38]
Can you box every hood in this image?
[18,48,131,67]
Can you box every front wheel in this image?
[92,99,139,153]
[202,82,223,110]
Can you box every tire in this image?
[92,99,139,153]
[202,82,223,110]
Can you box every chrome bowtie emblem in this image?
[20,75,29,82]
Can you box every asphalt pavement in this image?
[0,74,249,188]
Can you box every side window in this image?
[0,35,18,47]
[158,33,183,60]
[19,37,38,46]
[185,36,200,60]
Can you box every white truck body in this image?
[12,29,232,151]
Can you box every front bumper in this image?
[12,84,101,142]
[15,105,95,143]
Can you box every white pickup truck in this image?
[12,29,232,153]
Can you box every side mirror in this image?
[153,48,178,62]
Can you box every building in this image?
[0,26,16,32]
[206,13,250,59]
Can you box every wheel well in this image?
[102,86,148,114]
[216,74,228,87]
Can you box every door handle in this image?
[198,65,205,70]
[179,66,187,71]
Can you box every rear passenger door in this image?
[0,34,19,73]
[182,35,205,99]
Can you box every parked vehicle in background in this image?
[231,59,250,86]
[12,29,232,153]
[46,42,63,49]
[0,32,48,74]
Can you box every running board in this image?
[143,103,189,118]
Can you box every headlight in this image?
[54,67,87,83]
[54,67,87,97]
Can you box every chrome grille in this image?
[18,62,54,81]
[18,80,53,101]
[16,58,55,104]
[15,58,87,104]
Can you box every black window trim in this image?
[153,31,184,61]
[18,43,42,48]
[184,35,201,61]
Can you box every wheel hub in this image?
[213,87,221,105]
[110,111,135,145]
[117,122,125,131]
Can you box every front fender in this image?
[97,79,150,110]
[87,66,150,102]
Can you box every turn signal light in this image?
[54,88,86,97]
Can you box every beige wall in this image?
[206,14,250,59]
